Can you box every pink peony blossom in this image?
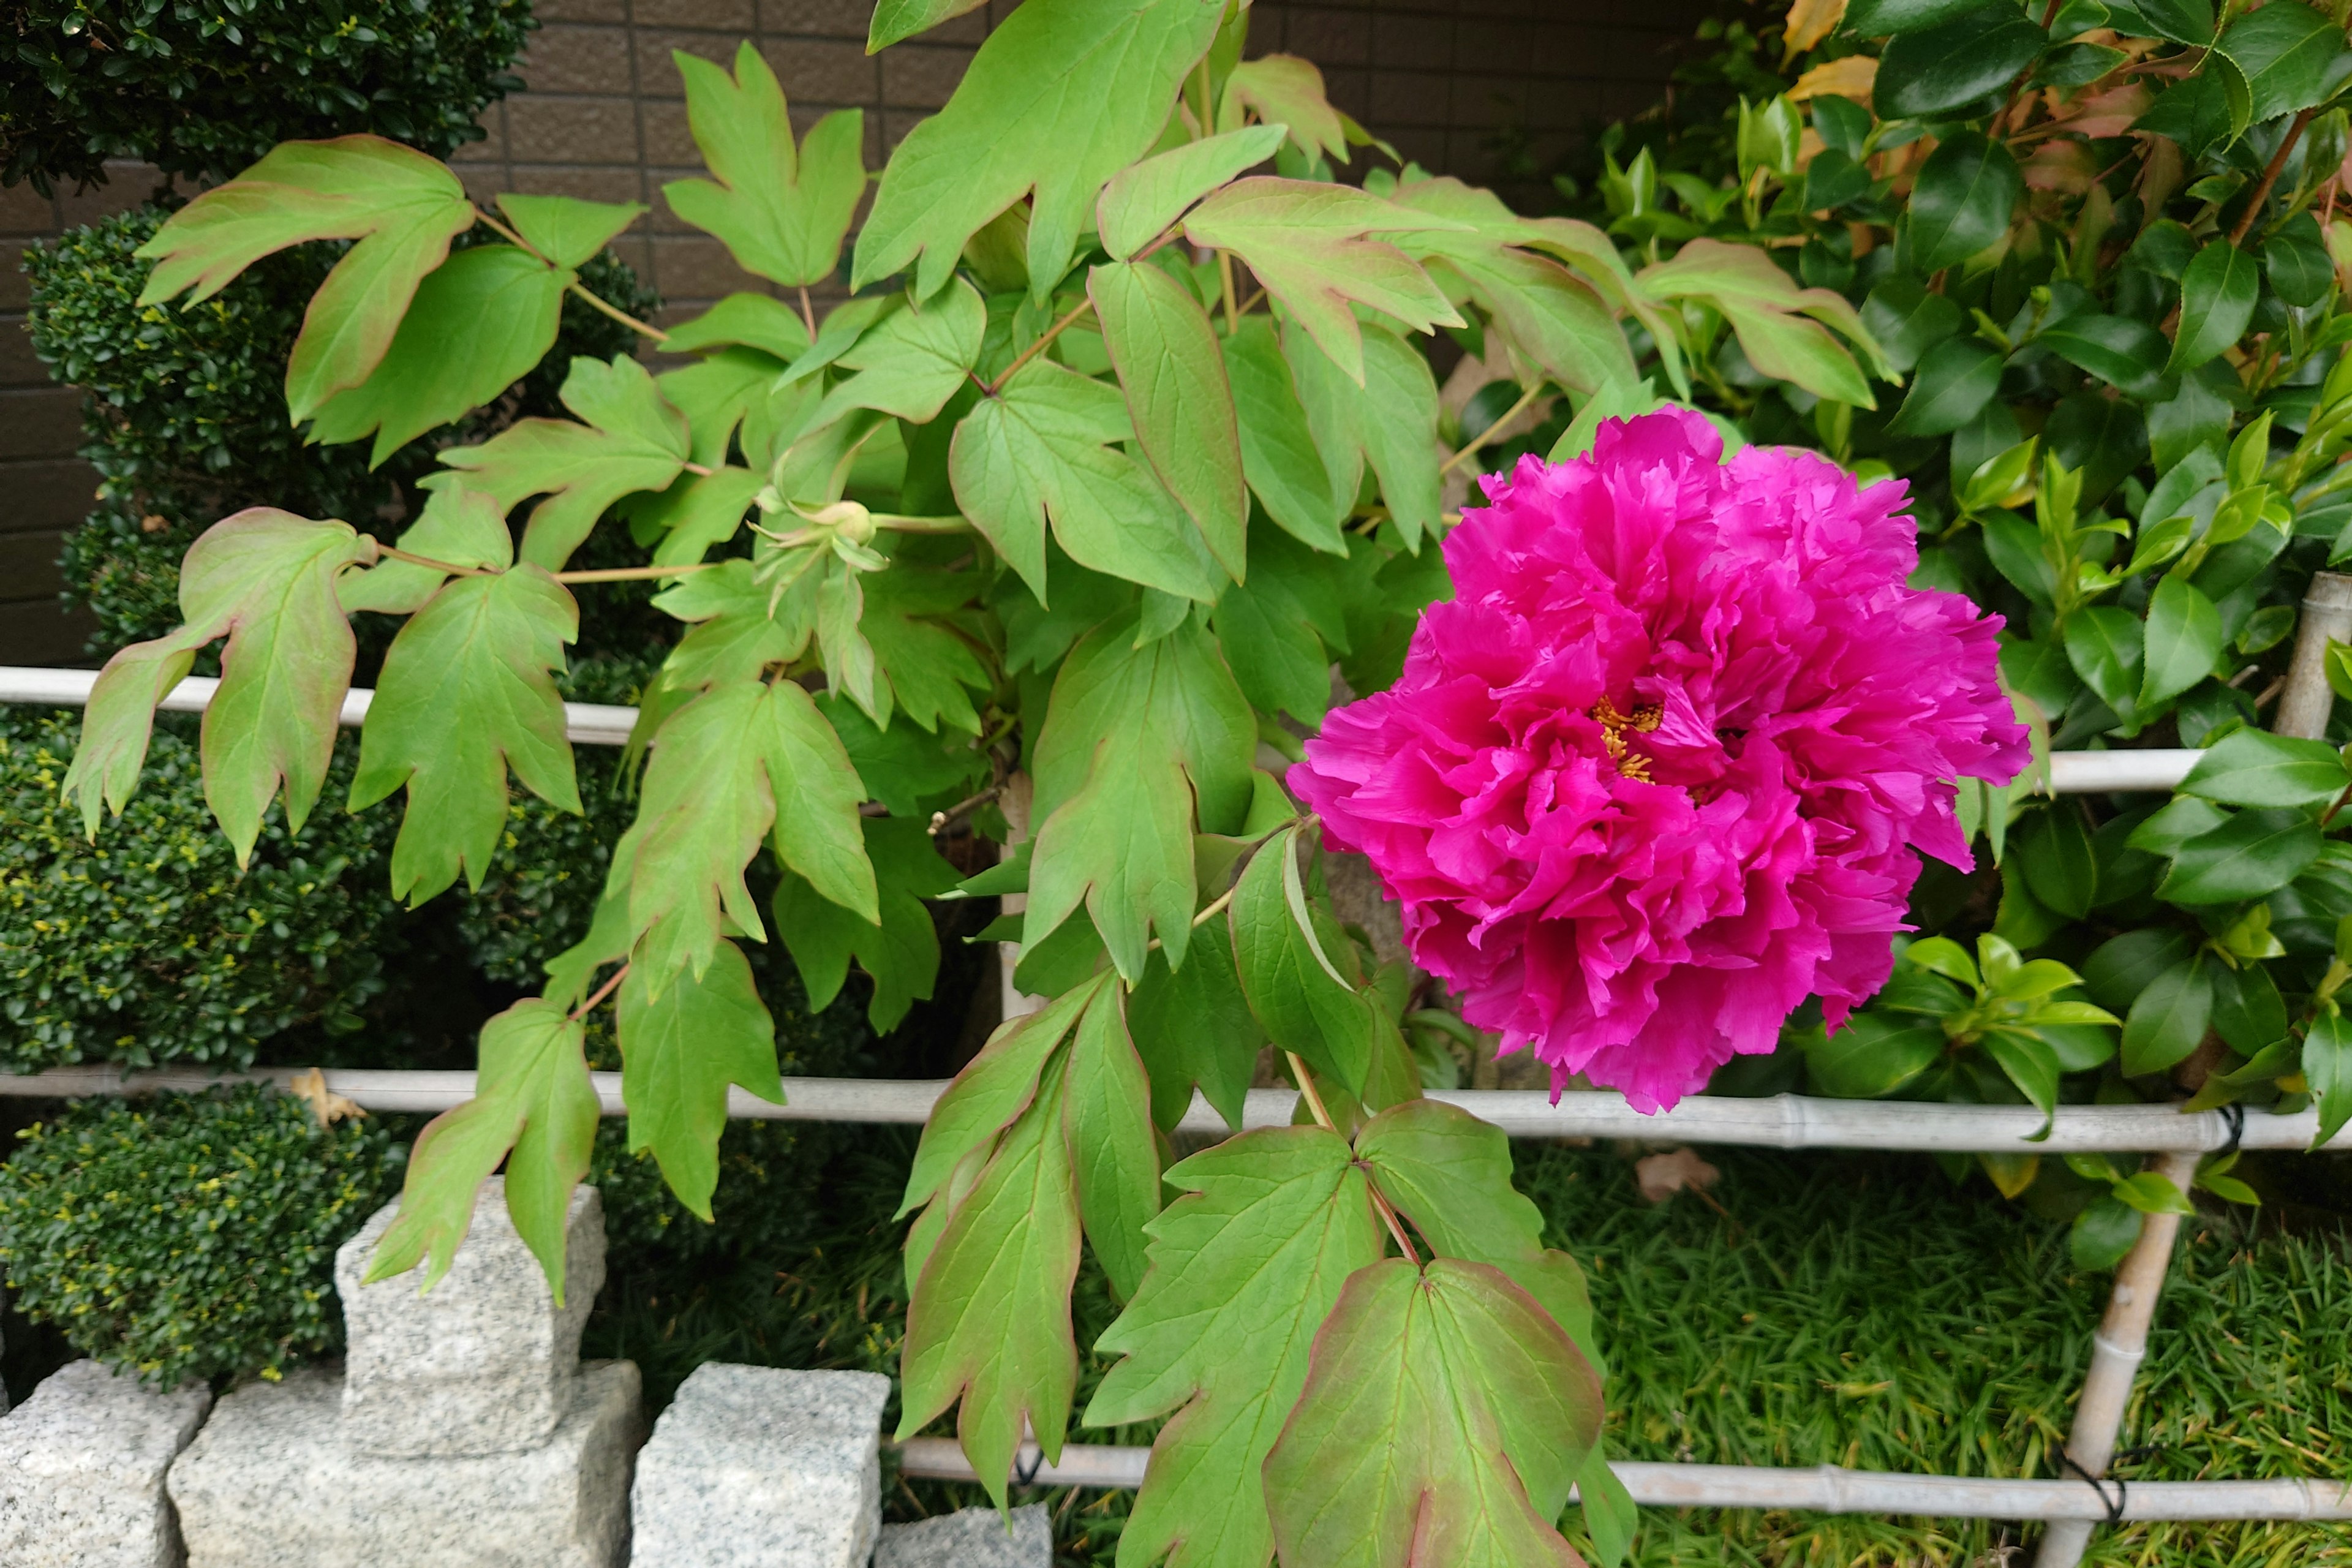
[1289,410,2026,1112]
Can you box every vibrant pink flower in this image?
[1289,410,2026,1111]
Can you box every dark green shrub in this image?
[0,1084,402,1387]
[2,0,533,193]
[26,208,660,650]
[0,709,397,1071]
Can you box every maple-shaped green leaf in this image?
[616,937,783,1219]
[1282,320,1442,550]
[437,355,691,570]
[657,347,795,467]
[900,974,1109,1219]
[897,1045,1084,1507]
[869,0,989,51]
[628,465,770,568]
[307,245,570,464]
[773,815,960,1033]
[1637,238,1887,408]
[135,136,478,421]
[1415,239,1634,396]
[497,192,646,270]
[951,358,1225,603]
[663,292,813,360]
[349,561,582,905]
[621,677,875,993]
[1091,260,1247,579]
[64,508,371,862]
[853,0,1225,302]
[339,477,510,617]
[663,43,865,288]
[858,562,993,733]
[364,997,601,1297]
[815,282,987,425]
[1096,126,1289,261]
[1354,1099,1595,1354]
[1222,317,1346,552]
[1183,179,1464,384]
[1229,823,1377,1095]
[1262,1256,1604,1568]
[1063,982,1161,1300]
[1027,609,1256,980]
[633,561,820,755]
[1218,55,1353,165]
[1085,1126,1384,1568]
[1127,916,1265,1133]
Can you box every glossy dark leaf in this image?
[2160,808,2325,906]
[1907,134,2025,273]
[1877,12,2049,121]
[1888,334,2004,436]
[2168,241,2259,374]
[2120,958,2212,1075]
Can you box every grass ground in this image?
[584,1131,2352,1567]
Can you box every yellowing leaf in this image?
[1218,55,1352,166]
[135,136,477,421]
[1791,55,1879,104]
[663,43,866,289]
[1784,0,1849,57]
[64,508,371,862]
[1185,179,1464,385]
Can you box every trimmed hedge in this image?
[0,1084,402,1388]
[3,0,533,192]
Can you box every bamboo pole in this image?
[2274,571,2352,741]
[0,667,2195,794]
[892,1437,2352,1520]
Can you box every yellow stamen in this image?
[1591,696,1663,782]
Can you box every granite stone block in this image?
[628,1363,890,1567]
[167,1360,640,1568]
[0,1359,213,1568]
[334,1177,604,1457]
[874,1505,1052,1568]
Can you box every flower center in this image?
[1591,696,1663,783]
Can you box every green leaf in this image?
[2178,728,2351,809]
[1229,824,1379,1094]
[363,997,598,1297]
[628,466,770,569]
[2160,809,2324,905]
[1413,234,1638,398]
[2209,957,2288,1055]
[1355,1099,1595,1349]
[1904,935,1981,987]
[349,564,581,905]
[1096,126,1289,261]
[772,816,959,1033]
[2081,927,2193,1013]
[1182,178,1465,384]
[1636,238,1881,406]
[1875,10,2049,120]
[2070,1196,2144,1269]
[951,358,1226,603]
[2124,796,2229,856]
[1262,1256,1601,1568]
[816,283,987,426]
[2305,1008,2352,1148]
[655,347,795,468]
[2139,575,2224,710]
[2105,0,2214,45]
[64,509,371,861]
[2120,959,2214,1074]
[897,1047,1083,1506]
[1887,334,2004,437]
[1220,54,1355,165]
[1803,1011,1944,1098]
[307,245,568,464]
[2168,241,2260,375]
[438,355,690,571]
[496,192,645,271]
[1085,1126,1383,1568]
[339,477,509,616]
[1212,537,1336,723]
[2038,314,2168,402]
[1128,917,1265,1133]
[1091,260,1248,578]
[662,292,813,360]
[1845,0,1994,36]
[900,977,1105,1218]
[664,43,864,288]
[853,560,992,734]
[1223,317,1346,552]
[2263,213,2334,309]
[616,938,782,1219]
[135,135,478,421]
[868,0,987,50]
[854,0,1225,301]
[2064,606,2146,728]
[619,678,874,992]
[1907,133,2023,274]
[1283,319,1444,549]
[2214,1,2351,123]
[1063,984,1161,1301]
[1027,609,1256,979]
[2113,1170,2198,1215]
[1981,1029,2060,1122]
[2019,804,2098,920]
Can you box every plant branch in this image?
[1440,381,1547,475]
[570,281,670,344]
[799,285,817,342]
[1219,249,1240,335]
[2230,107,2318,246]
[552,562,718,584]
[376,544,493,577]
[987,298,1095,394]
[927,784,1002,837]
[869,512,974,534]
[1191,882,1238,929]
[1286,1051,1338,1130]
[570,962,630,1020]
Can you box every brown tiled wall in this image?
[3,0,1708,665]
